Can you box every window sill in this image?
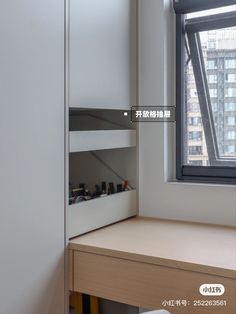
[167,179,236,188]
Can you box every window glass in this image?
[225,145,236,153]
[226,116,236,125]
[225,74,236,82]
[225,58,236,69]
[207,59,217,69]
[208,74,217,83]
[184,26,236,163]
[226,131,236,140]
[188,116,202,126]
[211,103,218,112]
[189,146,203,155]
[225,103,236,111]
[189,131,203,141]
[209,88,217,98]
[225,87,236,97]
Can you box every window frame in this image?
[175,4,236,184]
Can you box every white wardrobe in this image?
[67,0,137,238]
[0,0,137,314]
[0,1,65,314]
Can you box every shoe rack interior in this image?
[67,0,138,238]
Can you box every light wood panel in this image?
[69,217,236,278]
[73,251,236,314]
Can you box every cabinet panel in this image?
[69,0,137,109]
[70,130,136,152]
[0,1,65,313]
[69,190,137,238]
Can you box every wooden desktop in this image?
[69,217,236,313]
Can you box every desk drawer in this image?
[73,251,236,314]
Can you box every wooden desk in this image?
[69,217,236,314]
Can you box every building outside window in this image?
[185,22,236,162]
[185,28,236,164]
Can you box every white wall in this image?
[138,0,236,226]
[0,1,65,314]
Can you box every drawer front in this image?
[73,251,236,314]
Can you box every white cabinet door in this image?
[0,1,65,314]
[69,0,137,109]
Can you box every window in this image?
[225,58,236,69]
[225,73,236,82]
[208,40,216,50]
[212,103,218,112]
[175,0,236,183]
[226,131,236,140]
[208,74,217,83]
[207,59,217,69]
[209,88,218,98]
[225,87,236,97]
[225,145,236,153]
[226,116,236,125]
[189,131,203,141]
[225,102,236,111]
[188,116,202,126]
[189,146,203,155]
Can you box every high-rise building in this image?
[186,27,236,165]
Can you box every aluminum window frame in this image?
[176,6,236,183]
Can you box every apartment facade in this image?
[186,28,236,165]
